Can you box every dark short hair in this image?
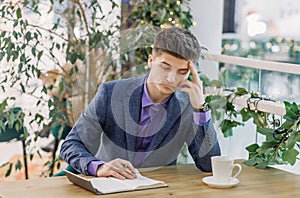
[153,27,201,63]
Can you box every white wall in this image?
[190,0,224,80]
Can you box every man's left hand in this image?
[178,62,205,109]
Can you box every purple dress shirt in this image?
[87,83,211,176]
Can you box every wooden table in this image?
[1,160,300,198]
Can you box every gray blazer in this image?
[60,75,220,175]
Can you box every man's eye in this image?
[161,64,171,70]
[179,70,188,75]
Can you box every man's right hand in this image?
[96,158,137,180]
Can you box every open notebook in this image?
[64,169,168,194]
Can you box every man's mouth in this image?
[160,83,177,90]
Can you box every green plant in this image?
[120,0,194,74]
[0,0,119,176]
[0,99,30,177]
[204,81,300,168]
[244,101,300,168]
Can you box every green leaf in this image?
[240,108,252,122]
[258,141,278,152]
[31,47,36,56]
[220,119,244,137]
[282,148,299,165]
[257,128,273,136]
[16,8,22,19]
[284,101,299,121]
[37,51,43,61]
[69,53,77,64]
[9,113,15,127]
[294,132,300,142]
[244,157,261,166]
[20,83,25,93]
[252,112,268,128]
[0,51,4,61]
[15,122,20,131]
[25,32,31,42]
[223,128,233,137]
[30,153,34,160]
[0,99,8,112]
[235,87,248,96]
[56,161,61,169]
[245,143,259,152]
[226,101,235,112]
[5,163,13,177]
[281,120,296,129]
[15,160,22,170]
[286,138,296,150]
[255,160,269,169]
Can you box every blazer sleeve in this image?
[187,120,221,172]
[60,84,109,175]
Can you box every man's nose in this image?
[166,71,176,83]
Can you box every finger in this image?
[114,159,136,174]
[188,62,201,84]
[122,161,136,175]
[179,80,193,88]
[110,170,126,180]
[179,80,201,92]
[107,164,131,179]
[178,87,193,95]
[198,80,203,90]
[118,168,136,179]
[110,162,136,179]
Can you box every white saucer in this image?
[202,176,239,189]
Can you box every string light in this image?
[176,1,181,5]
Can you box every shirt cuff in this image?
[193,110,211,126]
[87,160,105,176]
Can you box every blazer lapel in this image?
[120,75,190,163]
[123,76,145,161]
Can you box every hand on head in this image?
[178,62,205,108]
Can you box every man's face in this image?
[147,52,190,97]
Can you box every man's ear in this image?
[148,54,153,68]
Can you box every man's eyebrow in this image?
[160,61,171,66]
[160,61,189,71]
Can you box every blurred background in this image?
[0,0,299,181]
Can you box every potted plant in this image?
[204,81,300,168]
[0,99,29,178]
[0,0,119,176]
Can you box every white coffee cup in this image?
[211,156,242,183]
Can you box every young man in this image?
[60,27,220,180]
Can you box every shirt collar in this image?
[142,82,171,108]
